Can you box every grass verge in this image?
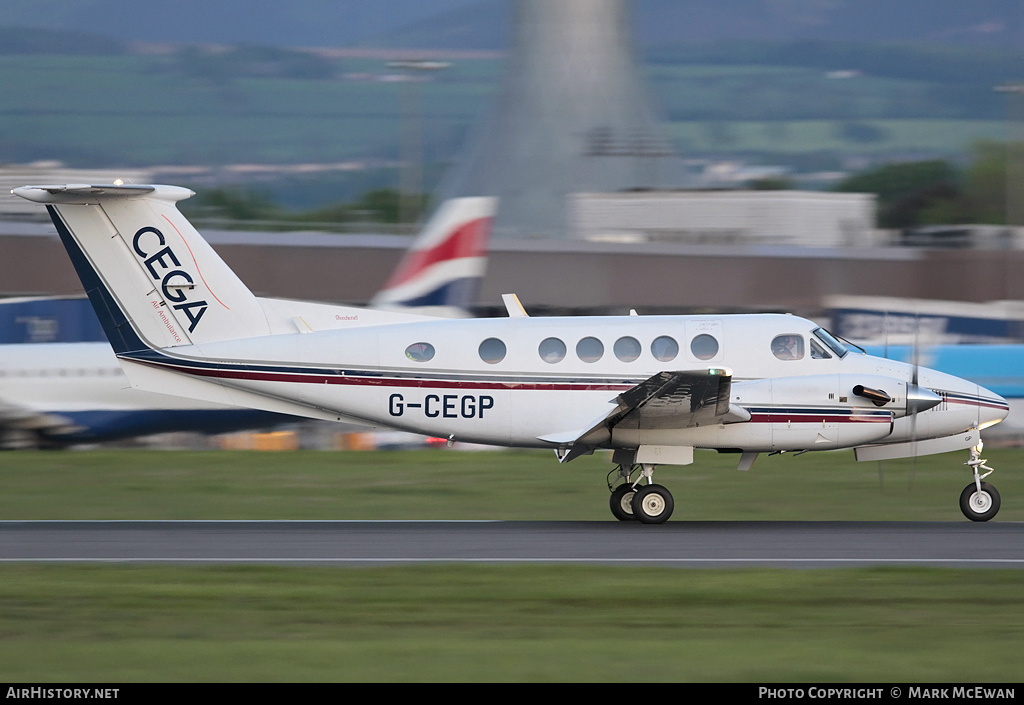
[2,448,1021,681]
[1,447,1021,521]
[0,564,1020,682]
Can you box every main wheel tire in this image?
[609,484,637,521]
[631,484,674,524]
[960,481,1001,522]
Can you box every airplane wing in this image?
[541,368,750,462]
[615,368,738,428]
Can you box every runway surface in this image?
[1,520,1022,567]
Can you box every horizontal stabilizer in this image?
[12,184,157,203]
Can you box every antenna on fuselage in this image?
[502,293,529,317]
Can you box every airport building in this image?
[569,190,877,247]
[5,217,1024,322]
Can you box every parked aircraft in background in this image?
[371,196,492,316]
[0,194,496,448]
[13,183,1009,522]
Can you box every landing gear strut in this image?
[607,464,674,524]
[960,441,1000,522]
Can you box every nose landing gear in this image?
[960,442,1000,522]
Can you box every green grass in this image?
[0,53,495,167]
[667,119,1006,156]
[1,447,1021,521]
[0,564,1020,682]
[1,447,1021,681]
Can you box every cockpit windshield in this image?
[812,327,848,359]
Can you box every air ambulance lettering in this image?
[389,393,494,419]
[132,226,208,333]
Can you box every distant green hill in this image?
[1,7,1021,207]
[0,0,1021,50]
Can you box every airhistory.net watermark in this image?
[6,689,118,700]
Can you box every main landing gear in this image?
[960,441,1000,522]
[607,464,674,524]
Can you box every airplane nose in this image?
[977,384,1009,430]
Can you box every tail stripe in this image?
[162,214,230,310]
[47,206,146,354]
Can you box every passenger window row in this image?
[404,334,723,364]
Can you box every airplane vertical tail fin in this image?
[371,196,496,316]
[13,185,271,353]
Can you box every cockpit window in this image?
[771,334,804,361]
[810,339,832,360]
[812,327,849,359]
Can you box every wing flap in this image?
[616,368,733,426]
[544,368,749,462]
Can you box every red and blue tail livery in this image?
[372,197,496,316]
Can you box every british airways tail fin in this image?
[371,196,496,317]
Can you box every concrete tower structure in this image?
[436,0,684,239]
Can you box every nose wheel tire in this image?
[609,484,638,521]
[960,482,1000,522]
[631,484,674,524]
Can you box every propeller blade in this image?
[912,312,920,387]
[908,312,922,487]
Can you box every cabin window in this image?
[614,336,641,362]
[771,334,804,361]
[576,337,604,363]
[690,334,720,360]
[405,342,435,362]
[539,337,567,364]
[479,338,507,364]
[651,335,678,362]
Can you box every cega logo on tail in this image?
[131,225,208,333]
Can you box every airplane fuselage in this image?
[122,312,1007,455]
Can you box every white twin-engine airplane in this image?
[13,183,1011,523]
